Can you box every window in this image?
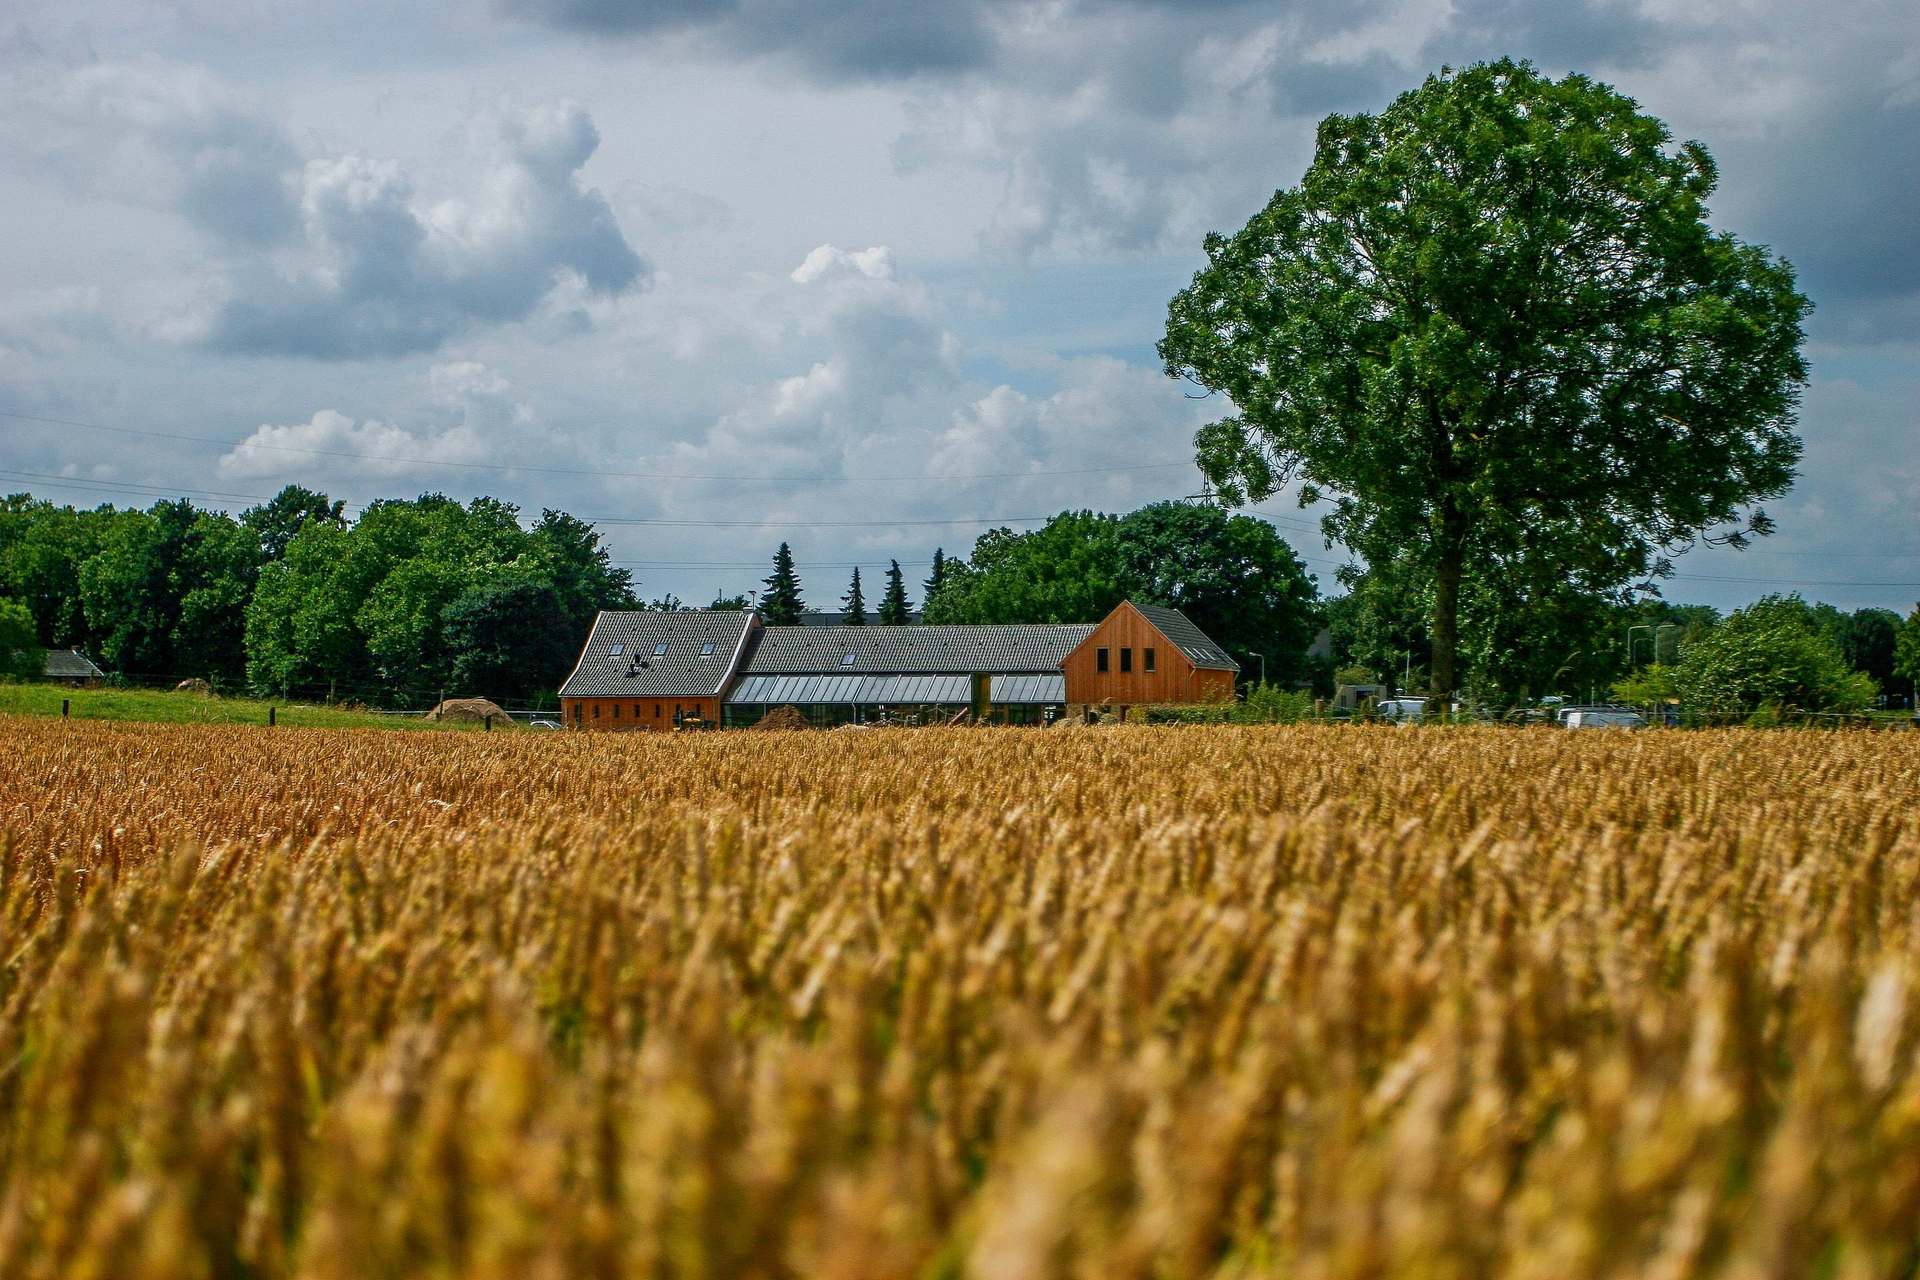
[592,704,600,719]
[634,704,642,717]
[1120,647,1133,673]
[701,641,716,656]
[612,703,620,719]
[655,704,662,718]
[1097,647,1109,673]
[840,652,857,666]
[609,643,623,657]
[1144,647,1156,673]
[653,642,669,657]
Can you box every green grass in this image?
[0,682,495,730]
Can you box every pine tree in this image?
[878,560,910,625]
[760,542,805,625]
[841,567,867,626]
[922,548,947,605]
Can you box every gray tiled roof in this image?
[1131,604,1241,672]
[741,623,1095,675]
[559,611,755,698]
[42,648,105,680]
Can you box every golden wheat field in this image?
[3,716,1920,1279]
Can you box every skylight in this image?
[840,652,857,666]
[609,643,623,656]
[653,642,669,656]
[700,642,716,656]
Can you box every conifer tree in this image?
[760,542,805,625]
[878,560,911,625]
[841,567,867,626]
[922,548,947,605]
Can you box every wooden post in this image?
[484,713,492,732]
[62,698,70,718]
[268,706,276,727]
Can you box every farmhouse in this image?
[556,609,755,730]
[558,600,1240,730]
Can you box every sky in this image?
[2,0,1916,616]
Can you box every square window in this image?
[1144,647,1156,673]
[840,652,857,666]
[1097,647,1109,673]
[1120,647,1133,673]
[609,643,624,657]
[701,641,716,656]
[653,642,669,657]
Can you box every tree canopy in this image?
[925,502,1321,683]
[1671,595,1875,715]
[1160,59,1810,703]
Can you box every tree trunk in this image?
[1429,508,1468,716]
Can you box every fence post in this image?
[268,706,276,728]
[484,713,492,732]
[62,698,70,718]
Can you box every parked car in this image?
[1375,697,1427,722]
[1563,708,1646,730]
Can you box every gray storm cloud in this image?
[206,101,647,359]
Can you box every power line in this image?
[0,408,1193,485]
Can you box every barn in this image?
[558,600,1239,729]
[723,622,1093,727]
[557,609,756,731]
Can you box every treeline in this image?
[0,487,636,704]
[6,485,1915,714]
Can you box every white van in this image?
[1563,708,1646,729]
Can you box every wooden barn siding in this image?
[562,696,721,731]
[1060,604,1235,704]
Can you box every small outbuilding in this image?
[42,648,106,686]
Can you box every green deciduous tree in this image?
[240,485,346,561]
[878,560,911,625]
[0,598,43,680]
[924,503,1321,682]
[1672,595,1874,715]
[760,543,805,625]
[1160,59,1809,704]
[78,500,260,683]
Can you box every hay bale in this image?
[174,678,214,696]
[427,697,512,725]
[749,705,810,732]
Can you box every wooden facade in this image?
[561,695,721,731]
[1059,601,1235,705]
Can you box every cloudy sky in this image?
[2,0,1915,614]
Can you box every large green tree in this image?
[925,503,1321,681]
[1672,595,1875,715]
[240,485,346,561]
[77,499,260,683]
[1160,59,1809,704]
[0,598,43,680]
